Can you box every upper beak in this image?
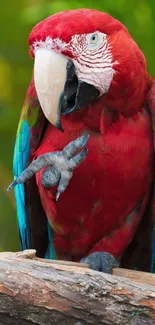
[34,48,68,130]
[34,48,100,131]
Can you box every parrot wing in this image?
[121,81,155,273]
[145,80,155,273]
[13,76,55,258]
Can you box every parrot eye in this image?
[87,32,103,50]
[90,33,98,44]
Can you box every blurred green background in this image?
[0,0,155,252]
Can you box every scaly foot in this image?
[7,134,89,200]
[81,252,119,273]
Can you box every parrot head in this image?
[29,9,152,130]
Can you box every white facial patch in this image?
[32,31,116,96]
[70,32,115,95]
[73,60,115,95]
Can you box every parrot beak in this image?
[34,48,100,131]
[34,48,68,131]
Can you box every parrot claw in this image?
[42,134,89,200]
[7,134,89,200]
[80,252,119,274]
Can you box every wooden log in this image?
[32,254,155,286]
[113,267,155,286]
[17,250,155,286]
[0,250,154,325]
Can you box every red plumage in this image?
[34,93,153,261]
[21,9,155,267]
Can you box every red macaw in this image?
[8,9,155,273]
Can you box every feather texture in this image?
[145,80,155,272]
[13,9,155,272]
[13,76,55,258]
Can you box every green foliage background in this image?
[0,0,155,251]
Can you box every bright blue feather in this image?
[13,120,30,250]
[13,119,55,258]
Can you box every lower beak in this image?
[34,48,100,131]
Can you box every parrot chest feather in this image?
[35,109,153,258]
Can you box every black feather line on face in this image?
[59,60,100,115]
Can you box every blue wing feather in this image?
[13,120,30,250]
[13,83,55,259]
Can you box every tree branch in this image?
[0,250,154,325]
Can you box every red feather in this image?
[23,9,154,268]
[35,97,153,261]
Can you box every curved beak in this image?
[34,48,100,131]
[34,48,68,130]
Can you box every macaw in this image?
[8,9,155,273]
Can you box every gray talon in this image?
[63,134,89,158]
[7,134,89,199]
[74,134,90,149]
[69,148,88,169]
[56,170,73,201]
[7,181,17,192]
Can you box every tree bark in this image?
[0,250,154,325]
